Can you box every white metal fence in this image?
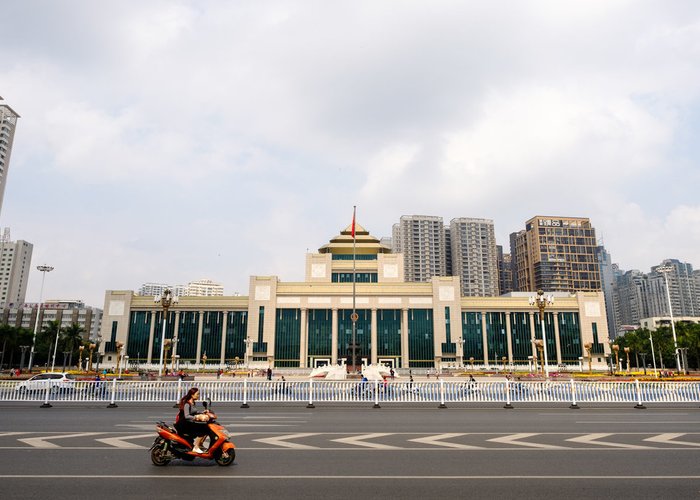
[1,379,699,408]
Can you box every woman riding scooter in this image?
[175,387,211,453]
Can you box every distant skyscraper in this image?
[0,98,19,216]
[614,269,649,328]
[449,218,499,296]
[497,245,513,296]
[647,259,698,318]
[513,216,601,292]
[444,226,453,277]
[391,215,447,282]
[0,232,33,306]
[596,246,619,338]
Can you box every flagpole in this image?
[351,205,357,374]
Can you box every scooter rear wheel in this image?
[151,444,171,466]
[215,448,235,466]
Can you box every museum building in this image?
[99,223,611,370]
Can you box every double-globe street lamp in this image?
[154,289,179,377]
[529,290,554,379]
[28,265,54,371]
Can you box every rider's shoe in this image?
[192,445,204,453]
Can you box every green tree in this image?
[61,323,86,368]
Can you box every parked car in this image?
[15,372,77,393]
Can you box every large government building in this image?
[99,223,611,370]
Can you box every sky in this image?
[2,0,700,308]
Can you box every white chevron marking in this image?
[566,433,652,449]
[408,433,483,449]
[253,433,320,449]
[487,433,567,449]
[19,433,103,448]
[96,433,153,449]
[331,433,401,449]
[644,433,700,447]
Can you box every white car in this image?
[15,372,77,393]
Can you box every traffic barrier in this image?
[0,379,698,408]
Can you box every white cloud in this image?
[1,0,700,306]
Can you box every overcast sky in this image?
[2,0,700,308]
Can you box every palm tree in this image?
[62,323,86,368]
[0,324,18,369]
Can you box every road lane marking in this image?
[566,433,652,449]
[18,433,103,448]
[408,433,483,449]
[0,475,699,479]
[95,433,153,449]
[487,433,567,449]
[253,433,320,449]
[331,433,401,449]
[644,433,700,447]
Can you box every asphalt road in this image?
[1,403,699,499]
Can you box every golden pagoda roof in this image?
[318,222,392,254]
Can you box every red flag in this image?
[351,206,356,239]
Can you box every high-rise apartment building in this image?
[497,245,513,295]
[512,216,601,292]
[0,98,19,216]
[614,269,648,329]
[2,300,103,342]
[596,246,620,338]
[137,282,188,298]
[0,233,33,306]
[449,218,498,296]
[187,279,224,297]
[646,260,698,318]
[391,215,447,282]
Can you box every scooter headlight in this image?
[222,429,231,439]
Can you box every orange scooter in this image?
[151,400,235,466]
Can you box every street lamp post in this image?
[657,265,681,373]
[244,337,253,371]
[456,337,464,368]
[154,289,178,377]
[584,342,593,373]
[78,345,85,372]
[88,343,96,372]
[624,346,630,374]
[28,265,54,371]
[612,344,620,375]
[529,290,554,379]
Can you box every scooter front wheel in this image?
[215,448,235,466]
[151,442,171,466]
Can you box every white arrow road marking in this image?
[487,433,567,449]
[644,433,700,447]
[0,432,25,437]
[96,433,153,449]
[19,433,103,448]
[408,433,484,449]
[331,433,401,450]
[566,433,652,449]
[253,433,320,449]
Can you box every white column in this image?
[370,308,378,365]
[401,308,409,368]
[506,313,513,364]
[553,312,562,364]
[147,311,156,364]
[220,311,228,365]
[481,312,488,366]
[299,308,308,368]
[195,311,204,366]
[331,308,338,365]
